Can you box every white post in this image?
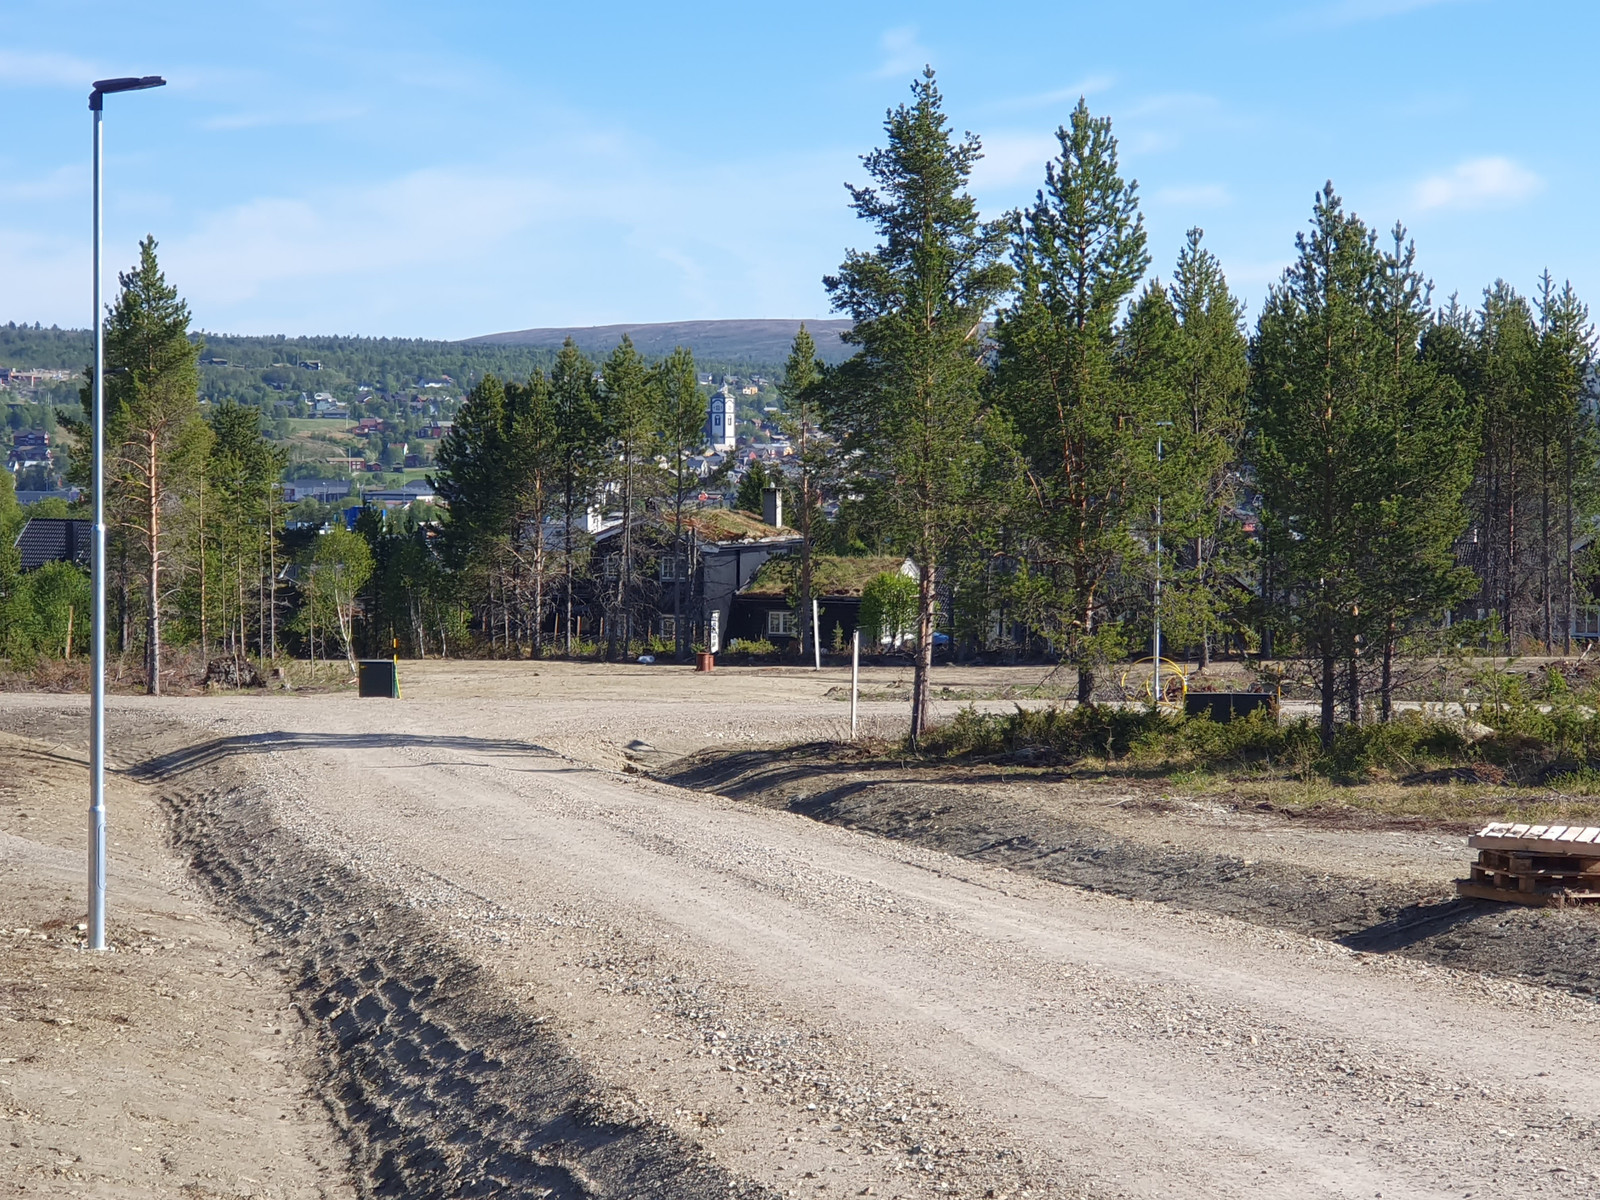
[812,598,822,671]
[850,628,860,739]
[88,98,107,951]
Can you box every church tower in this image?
[705,387,736,451]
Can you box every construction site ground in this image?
[3,659,1599,1199]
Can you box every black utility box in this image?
[1184,691,1276,723]
[358,659,400,698]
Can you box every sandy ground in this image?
[3,660,1600,1198]
[0,729,352,1198]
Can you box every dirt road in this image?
[5,662,1600,1198]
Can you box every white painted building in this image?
[705,386,736,451]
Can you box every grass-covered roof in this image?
[742,554,907,599]
[677,506,795,542]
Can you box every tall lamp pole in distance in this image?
[88,74,165,952]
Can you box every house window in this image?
[1576,606,1600,639]
[659,555,687,582]
[659,615,678,641]
[766,609,797,637]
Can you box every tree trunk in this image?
[146,433,162,697]
[1075,584,1096,706]
[1320,645,1336,749]
[1380,618,1396,723]
[909,557,935,746]
[197,484,208,661]
[1564,435,1574,655]
[1346,609,1361,729]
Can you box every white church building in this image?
[705,386,736,451]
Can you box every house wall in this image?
[729,597,862,647]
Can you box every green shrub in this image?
[860,571,918,649]
[2,561,92,664]
[919,703,1171,760]
[1322,711,1471,778]
[726,637,779,659]
[918,703,1471,779]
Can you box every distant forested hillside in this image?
[463,318,856,365]
[1,324,557,407]
[0,322,820,410]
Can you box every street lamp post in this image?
[88,74,165,952]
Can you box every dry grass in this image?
[1150,768,1600,829]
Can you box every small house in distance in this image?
[730,554,913,646]
[13,517,91,572]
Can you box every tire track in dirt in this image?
[150,772,777,1200]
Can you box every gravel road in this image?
[5,663,1600,1198]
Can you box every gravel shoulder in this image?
[662,742,1600,997]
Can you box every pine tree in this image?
[993,98,1151,704]
[734,458,769,513]
[551,338,604,653]
[1166,229,1249,670]
[435,373,512,650]
[600,335,659,657]
[777,326,826,660]
[504,369,561,656]
[1530,276,1596,652]
[82,237,211,694]
[202,400,287,663]
[653,346,706,660]
[821,69,1012,743]
[1362,226,1479,718]
[1251,186,1393,743]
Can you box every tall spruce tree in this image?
[993,98,1151,704]
[821,69,1012,742]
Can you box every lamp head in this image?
[89,76,166,110]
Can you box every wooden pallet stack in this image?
[1457,822,1600,907]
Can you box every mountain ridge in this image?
[460,318,854,366]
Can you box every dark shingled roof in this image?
[14,518,91,572]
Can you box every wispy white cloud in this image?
[0,49,99,88]
[199,104,369,132]
[1289,0,1470,29]
[986,74,1114,113]
[873,26,930,80]
[1412,156,1542,211]
[969,132,1059,192]
[0,164,85,202]
[1153,183,1232,208]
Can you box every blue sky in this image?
[1,0,1594,340]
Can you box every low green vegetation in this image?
[919,688,1600,791]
